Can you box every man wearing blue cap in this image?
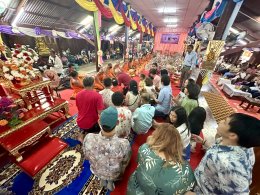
[83,106,131,191]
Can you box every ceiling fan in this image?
[196,22,215,41]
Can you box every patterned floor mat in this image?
[202,92,235,123]
[0,115,135,194]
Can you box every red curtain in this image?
[154,28,187,53]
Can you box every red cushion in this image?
[0,120,49,151]
[18,137,67,177]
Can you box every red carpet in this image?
[57,77,204,194]
[59,89,78,116]
[210,74,260,119]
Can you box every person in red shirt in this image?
[76,76,104,136]
[111,78,123,93]
[116,70,131,95]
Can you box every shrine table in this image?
[10,79,52,110]
[0,120,50,162]
[222,83,252,98]
[0,98,69,138]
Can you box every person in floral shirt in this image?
[99,77,114,108]
[83,106,131,191]
[185,113,260,195]
[111,92,132,138]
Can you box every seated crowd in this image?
[216,59,260,99]
[73,53,260,194]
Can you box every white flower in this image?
[3,66,9,73]
[17,53,23,58]
[4,73,14,80]
[19,67,25,71]
[33,56,39,62]
[11,70,19,76]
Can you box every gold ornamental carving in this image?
[0,101,69,138]
[202,40,225,70]
[35,37,50,56]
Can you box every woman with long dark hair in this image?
[125,80,140,112]
[169,106,191,160]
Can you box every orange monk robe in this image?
[70,77,84,99]
[121,62,129,73]
[94,72,105,91]
[105,68,116,78]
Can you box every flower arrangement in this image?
[2,44,39,83]
[0,96,27,127]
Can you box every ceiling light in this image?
[167,24,177,28]
[163,18,178,23]
[80,15,93,26]
[159,7,176,13]
[229,27,239,34]
[11,7,24,26]
[109,24,120,32]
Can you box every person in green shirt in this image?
[174,83,200,115]
[127,123,195,195]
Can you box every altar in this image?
[0,44,70,177]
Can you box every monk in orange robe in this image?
[121,61,129,73]
[94,68,105,91]
[105,63,116,78]
[70,71,84,100]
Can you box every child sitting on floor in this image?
[139,74,146,91]
[99,78,114,108]
[132,93,155,134]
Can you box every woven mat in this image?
[203,92,235,123]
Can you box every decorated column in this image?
[124,26,129,61]
[93,10,102,71]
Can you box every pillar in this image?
[214,0,244,40]
[124,26,129,61]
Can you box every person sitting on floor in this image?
[132,93,155,134]
[143,77,157,99]
[169,106,191,161]
[174,83,200,115]
[112,92,132,138]
[94,68,105,91]
[127,123,195,194]
[139,74,146,91]
[76,76,104,140]
[105,63,116,78]
[185,113,260,195]
[153,75,172,118]
[48,50,63,75]
[43,69,60,90]
[187,107,207,170]
[149,68,161,91]
[111,78,123,93]
[125,80,141,112]
[99,77,114,108]
[70,71,84,100]
[83,106,131,191]
[173,78,195,105]
[116,68,131,95]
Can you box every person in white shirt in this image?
[179,45,197,89]
[49,50,63,75]
[169,106,191,160]
[111,92,132,138]
[99,78,114,108]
